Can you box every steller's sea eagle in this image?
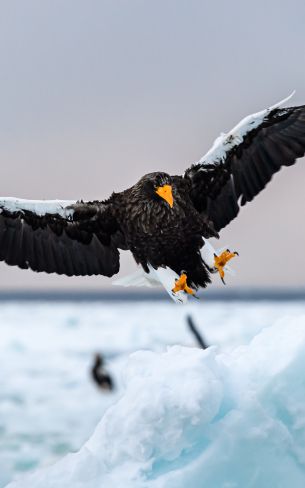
[0,93,304,303]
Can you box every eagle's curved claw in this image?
[214,250,239,285]
[172,272,195,295]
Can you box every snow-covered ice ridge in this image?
[7,314,305,488]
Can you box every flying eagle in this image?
[0,93,304,303]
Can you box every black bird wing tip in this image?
[185,94,305,231]
[0,198,123,278]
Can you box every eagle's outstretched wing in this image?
[0,198,124,277]
[185,93,305,232]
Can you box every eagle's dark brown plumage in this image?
[0,94,304,295]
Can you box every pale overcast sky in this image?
[0,0,304,290]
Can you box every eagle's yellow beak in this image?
[155,184,174,208]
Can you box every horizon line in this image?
[0,287,303,302]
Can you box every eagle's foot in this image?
[172,272,195,295]
[214,250,239,284]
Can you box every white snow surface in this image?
[0,198,76,218]
[5,300,305,488]
[197,91,295,166]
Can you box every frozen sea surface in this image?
[1,299,305,487]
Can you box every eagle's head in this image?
[140,172,174,208]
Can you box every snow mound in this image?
[7,315,305,488]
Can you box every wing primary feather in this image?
[185,96,305,230]
[0,199,122,278]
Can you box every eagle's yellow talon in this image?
[214,249,238,284]
[172,273,195,295]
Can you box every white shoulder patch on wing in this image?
[197,91,295,166]
[0,197,77,219]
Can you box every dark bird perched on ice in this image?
[91,354,114,391]
[0,93,305,302]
